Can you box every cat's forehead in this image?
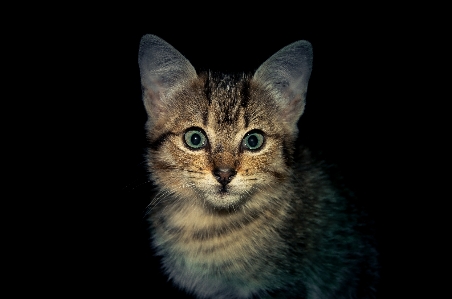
[165,72,280,139]
[203,73,249,127]
[203,73,248,103]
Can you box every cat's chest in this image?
[150,203,288,269]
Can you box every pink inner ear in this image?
[144,87,167,120]
[281,94,305,125]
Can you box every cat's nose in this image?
[213,168,237,186]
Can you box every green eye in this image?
[242,130,264,151]
[184,129,207,149]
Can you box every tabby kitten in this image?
[138,34,378,298]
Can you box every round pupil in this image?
[191,133,201,145]
[247,135,258,148]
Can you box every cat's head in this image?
[138,35,312,210]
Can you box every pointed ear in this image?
[253,40,313,129]
[138,34,197,124]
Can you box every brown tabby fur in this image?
[138,34,378,298]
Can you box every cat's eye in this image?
[242,130,265,151]
[184,129,207,149]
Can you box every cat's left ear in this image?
[253,40,313,128]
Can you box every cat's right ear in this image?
[138,34,197,123]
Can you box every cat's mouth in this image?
[218,185,229,194]
[199,183,245,209]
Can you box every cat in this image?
[137,34,378,299]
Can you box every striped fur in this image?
[139,35,378,298]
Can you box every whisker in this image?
[122,179,153,192]
[143,189,175,217]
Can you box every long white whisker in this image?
[143,189,176,217]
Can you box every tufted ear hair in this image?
[138,34,197,124]
[253,40,313,129]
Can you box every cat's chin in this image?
[203,188,246,210]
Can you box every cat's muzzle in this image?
[213,168,237,189]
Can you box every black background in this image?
[28,12,413,298]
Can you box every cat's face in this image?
[138,35,312,210]
[146,74,295,209]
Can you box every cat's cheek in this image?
[164,142,211,172]
[240,153,283,178]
